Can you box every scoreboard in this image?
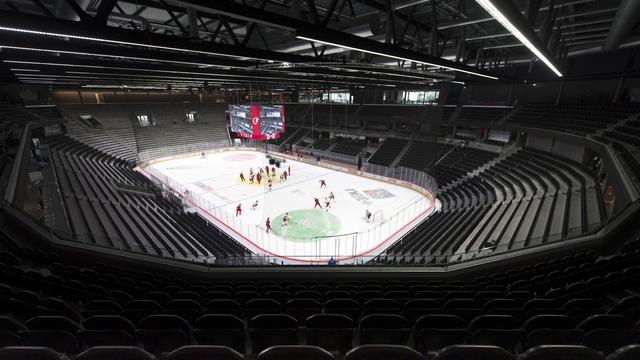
[229,105,285,140]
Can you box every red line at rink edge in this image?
[138,164,436,264]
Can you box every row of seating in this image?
[427,146,498,187]
[0,227,639,357]
[8,343,638,360]
[26,105,63,121]
[131,103,229,152]
[507,103,639,135]
[330,137,366,156]
[368,138,407,166]
[597,119,640,185]
[45,135,250,260]
[58,104,139,163]
[1,312,638,356]
[398,142,452,171]
[384,146,603,262]
[457,107,510,122]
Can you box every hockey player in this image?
[236,203,242,216]
[314,197,323,209]
[265,166,270,177]
[265,217,271,233]
[365,210,372,222]
[268,178,273,191]
[319,179,327,188]
[249,174,255,184]
[256,173,262,184]
[239,172,245,182]
[271,166,276,176]
[282,212,289,226]
[324,197,331,210]
[251,200,259,211]
[329,191,335,202]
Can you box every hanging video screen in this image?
[229,105,285,140]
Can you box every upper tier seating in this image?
[58,104,138,163]
[398,142,453,171]
[131,103,229,152]
[367,138,407,166]
[507,104,639,135]
[45,135,250,261]
[458,107,510,122]
[0,227,639,358]
[267,127,309,147]
[441,106,457,122]
[596,120,640,183]
[27,106,63,120]
[428,146,499,186]
[331,138,366,156]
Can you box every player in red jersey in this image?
[283,171,288,181]
[265,217,271,233]
[314,197,323,209]
[256,173,262,184]
[239,172,245,182]
[236,204,242,216]
[319,179,327,188]
[271,166,276,176]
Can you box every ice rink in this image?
[141,149,436,264]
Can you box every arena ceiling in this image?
[0,0,637,90]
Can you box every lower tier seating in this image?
[384,148,604,263]
[45,135,251,261]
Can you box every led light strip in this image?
[0,45,230,68]
[3,60,408,86]
[0,26,264,62]
[9,68,40,72]
[474,0,563,77]
[296,35,499,80]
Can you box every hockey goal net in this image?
[369,209,384,223]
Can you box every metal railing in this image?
[21,139,610,267]
[138,145,438,264]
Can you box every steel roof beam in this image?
[164,0,500,79]
[603,0,640,51]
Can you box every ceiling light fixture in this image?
[0,26,265,62]
[296,35,499,80]
[0,45,231,68]
[474,0,563,77]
